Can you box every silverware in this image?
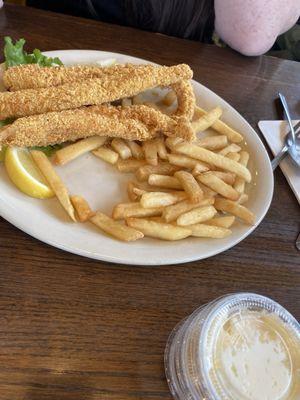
[279,93,296,143]
[271,121,300,171]
[278,94,300,251]
[278,93,300,168]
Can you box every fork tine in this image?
[294,121,300,137]
[271,120,300,171]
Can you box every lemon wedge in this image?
[4,147,54,199]
[0,145,6,162]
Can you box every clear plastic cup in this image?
[164,293,300,400]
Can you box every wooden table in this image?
[0,4,299,400]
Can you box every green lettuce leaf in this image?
[0,118,14,127]
[4,36,63,68]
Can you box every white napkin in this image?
[258,120,300,204]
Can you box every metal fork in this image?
[271,121,300,170]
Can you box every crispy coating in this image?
[3,63,155,91]
[0,63,192,120]
[0,105,195,147]
[171,80,196,121]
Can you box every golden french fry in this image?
[132,187,147,198]
[92,147,119,165]
[30,150,76,221]
[210,171,236,185]
[156,138,168,160]
[194,135,228,150]
[127,181,139,201]
[197,172,239,201]
[176,205,217,226]
[194,107,243,143]
[206,215,236,228]
[233,151,249,194]
[162,90,177,106]
[112,202,163,220]
[54,136,107,165]
[214,198,255,225]
[192,163,211,176]
[238,193,249,204]
[218,144,241,156]
[188,223,232,238]
[165,137,184,151]
[147,216,165,222]
[227,152,240,162]
[174,170,203,203]
[162,197,214,222]
[135,162,180,181]
[90,211,143,241]
[143,139,158,166]
[167,153,209,171]
[175,142,251,182]
[148,174,181,189]
[126,218,191,240]
[168,153,197,168]
[192,107,222,133]
[140,191,186,208]
[125,140,144,159]
[70,195,95,222]
[197,181,217,198]
[134,184,176,197]
[147,217,166,224]
[116,158,147,173]
[111,138,132,160]
[121,98,132,107]
[127,180,172,201]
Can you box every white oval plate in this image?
[0,50,273,265]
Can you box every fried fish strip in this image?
[3,63,148,91]
[0,64,192,119]
[0,105,195,147]
[171,80,195,121]
[90,105,195,141]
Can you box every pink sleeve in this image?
[215,0,300,56]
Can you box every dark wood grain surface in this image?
[0,4,299,400]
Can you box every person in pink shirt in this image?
[214,0,300,56]
[3,0,300,56]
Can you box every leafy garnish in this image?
[30,144,63,157]
[4,36,63,68]
[30,49,63,67]
[0,118,15,126]
[4,37,28,67]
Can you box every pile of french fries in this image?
[30,95,255,243]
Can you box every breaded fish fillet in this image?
[0,105,195,147]
[171,80,195,121]
[3,63,152,91]
[0,64,192,120]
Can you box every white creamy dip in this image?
[209,310,299,400]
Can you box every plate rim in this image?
[0,49,274,265]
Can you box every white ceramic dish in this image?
[0,50,273,265]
